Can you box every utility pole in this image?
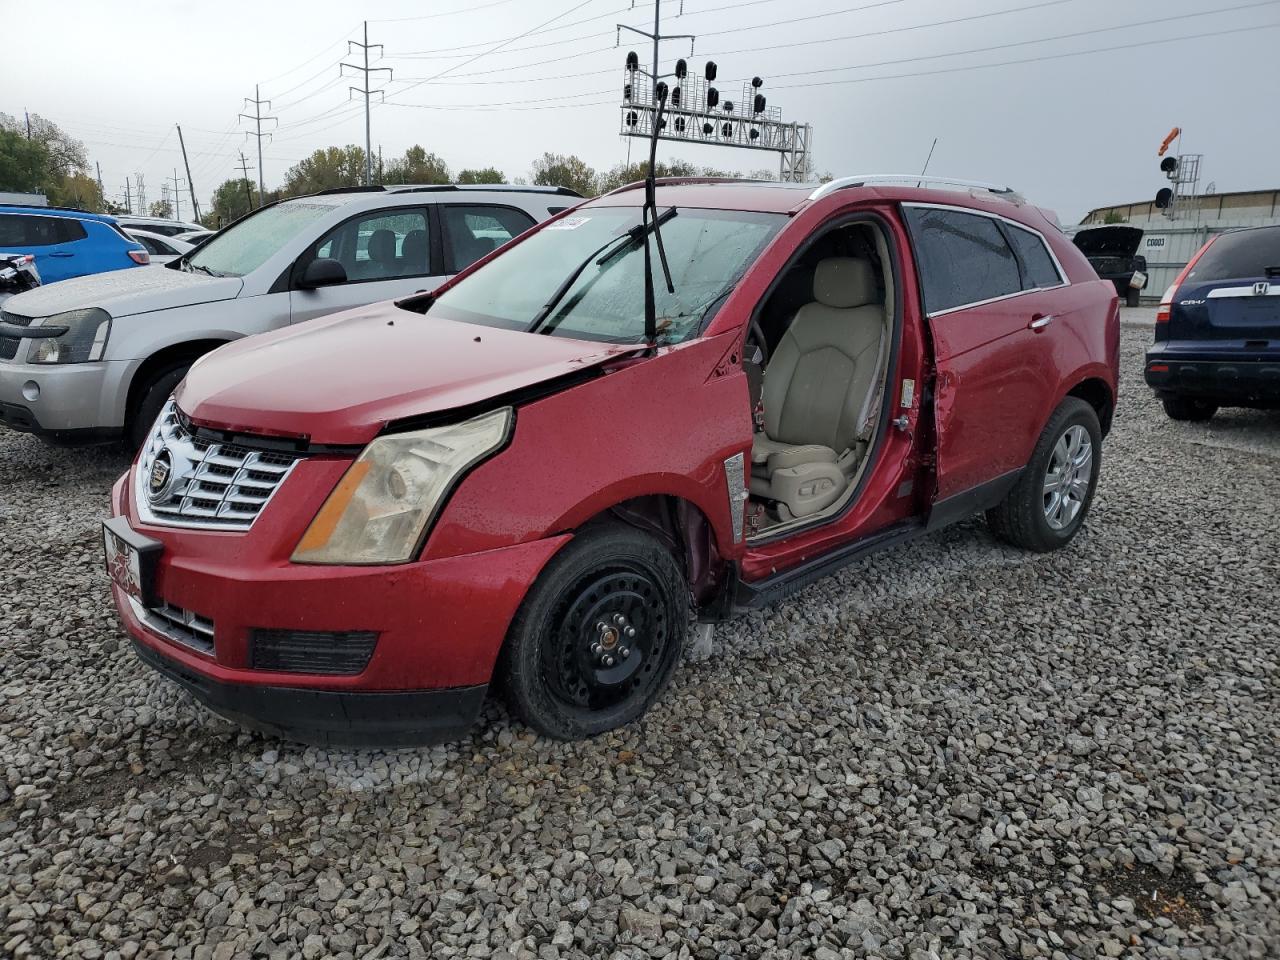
[124,177,132,215]
[176,125,202,222]
[342,21,392,186]
[239,85,276,202]
[237,152,256,211]
[24,109,31,139]
[169,168,187,222]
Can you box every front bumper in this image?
[131,637,487,747]
[108,471,570,745]
[1145,347,1280,406]
[0,359,134,438]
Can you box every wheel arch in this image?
[570,493,732,613]
[124,338,237,427]
[1065,375,1115,437]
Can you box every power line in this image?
[771,17,1280,90]
[260,25,359,85]
[384,0,599,105]
[369,0,531,24]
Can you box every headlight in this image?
[29,308,111,364]
[291,407,512,565]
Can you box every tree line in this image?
[204,146,782,229]
[0,114,792,230]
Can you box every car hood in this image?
[1,265,242,319]
[1073,226,1144,259]
[176,302,639,445]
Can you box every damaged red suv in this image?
[104,176,1119,745]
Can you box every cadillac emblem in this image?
[147,448,174,503]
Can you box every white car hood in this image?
[2,266,243,319]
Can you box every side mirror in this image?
[297,257,346,290]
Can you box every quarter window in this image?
[1005,225,1062,290]
[906,207,1022,313]
[441,205,535,271]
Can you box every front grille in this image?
[136,400,303,531]
[0,309,32,361]
[250,629,379,675]
[129,596,215,655]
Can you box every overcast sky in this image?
[7,0,1278,223]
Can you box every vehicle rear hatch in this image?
[1169,226,1280,344]
[1073,226,1143,275]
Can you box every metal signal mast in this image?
[616,2,813,182]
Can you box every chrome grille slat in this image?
[135,399,304,531]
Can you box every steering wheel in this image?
[744,319,770,366]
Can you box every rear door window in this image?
[1004,224,1062,290]
[905,207,1023,314]
[441,205,536,272]
[1186,227,1280,283]
[0,214,67,246]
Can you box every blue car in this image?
[1146,224,1280,420]
[0,205,148,284]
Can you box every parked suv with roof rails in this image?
[103,174,1119,747]
[1145,224,1280,420]
[0,205,148,284]
[115,216,206,238]
[0,184,578,445]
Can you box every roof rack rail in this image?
[808,175,1020,202]
[0,202,102,215]
[313,185,388,196]
[600,176,779,198]
[385,183,583,197]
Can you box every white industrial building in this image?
[1075,188,1280,300]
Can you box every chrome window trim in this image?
[903,202,1070,319]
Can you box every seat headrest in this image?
[368,229,397,264]
[813,258,875,309]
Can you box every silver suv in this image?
[0,184,579,446]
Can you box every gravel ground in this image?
[1,318,1277,960]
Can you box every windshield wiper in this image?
[526,208,677,335]
[189,263,218,277]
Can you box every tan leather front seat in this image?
[750,257,885,518]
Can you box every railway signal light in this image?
[1160,156,1178,177]
[1155,187,1173,209]
[705,61,717,81]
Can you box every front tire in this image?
[127,365,190,451]
[1162,395,1217,422]
[499,525,686,740]
[987,397,1102,553]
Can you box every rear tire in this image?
[1125,287,1141,308]
[499,524,686,740]
[1161,395,1217,422]
[986,397,1101,553]
[127,365,190,451]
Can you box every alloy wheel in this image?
[1042,424,1093,530]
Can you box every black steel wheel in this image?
[499,525,686,739]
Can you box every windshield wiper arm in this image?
[525,210,676,334]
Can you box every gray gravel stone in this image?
[0,321,1277,958]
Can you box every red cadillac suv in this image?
[104,176,1120,745]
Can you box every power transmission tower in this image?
[237,152,256,211]
[95,162,105,206]
[342,21,392,186]
[239,85,276,201]
[176,125,202,222]
[135,173,147,215]
[169,168,187,222]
